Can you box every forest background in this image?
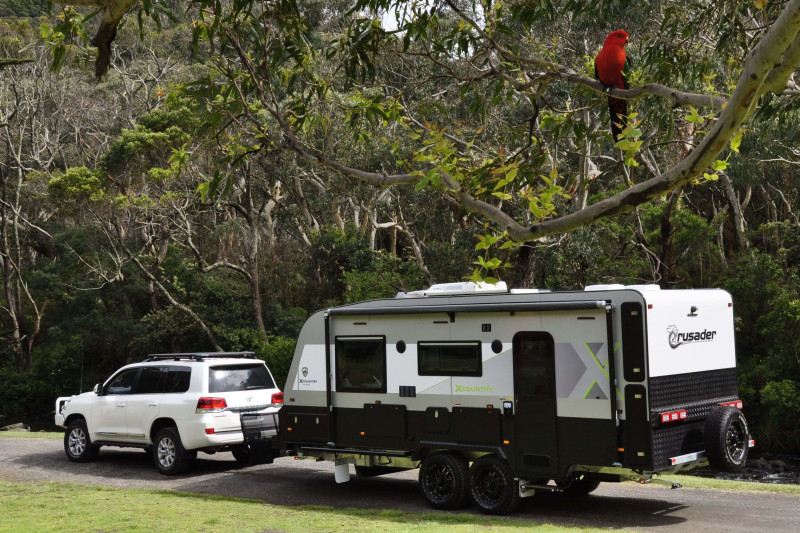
[1,0,799,454]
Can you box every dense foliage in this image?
[1,1,799,453]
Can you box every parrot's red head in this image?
[604,30,630,47]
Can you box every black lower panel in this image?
[360,403,407,438]
[624,385,651,467]
[649,368,738,413]
[282,405,618,475]
[450,407,501,444]
[652,420,706,470]
[281,407,330,443]
[557,417,616,467]
[648,368,740,471]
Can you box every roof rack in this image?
[144,351,256,362]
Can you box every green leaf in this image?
[685,107,703,124]
[730,130,744,153]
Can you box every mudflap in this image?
[240,412,280,465]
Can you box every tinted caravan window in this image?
[336,336,386,393]
[418,341,482,376]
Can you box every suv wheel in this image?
[64,419,100,462]
[153,427,192,475]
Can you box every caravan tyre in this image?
[468,455,520,515]
[419,452,469,509]
[705,406,749,473]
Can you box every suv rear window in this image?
[209,364,275,393]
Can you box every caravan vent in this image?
[509,288,550,294]
[397,281,508,298]
[584,284,661,292]
[584,284,625,291]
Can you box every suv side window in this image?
[136,367,166,394]
[165,367,191,393]
[106,368,139,395]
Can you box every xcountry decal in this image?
[455,385,494,393]
[667,325,717,349]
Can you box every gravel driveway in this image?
[2,434,800,531]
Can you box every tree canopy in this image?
[43,1,800,258]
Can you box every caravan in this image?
[270,283,751,514]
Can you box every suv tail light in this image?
[196,397,227,413]
[271,392,284,405]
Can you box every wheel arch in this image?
[64,413,87,427]
[150,418,178,443]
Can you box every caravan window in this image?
[336,336,387,393]
[418,341,482,376]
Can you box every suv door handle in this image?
[116,403,126,407]
[149,403,158,407]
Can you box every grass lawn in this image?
[670,473,800,494]
[0,481,586,533]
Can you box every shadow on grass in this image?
[156,480,690,530]
[171,466,688,529]
[10,440,687,529]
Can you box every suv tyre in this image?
[64,419,100,462]
[153,427,192,475]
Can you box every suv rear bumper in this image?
[180,408,279,450]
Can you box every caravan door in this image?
[513,332,559,476]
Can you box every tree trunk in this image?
[0,172,24,371]
[244,167,267,338]
[658,188,682,287]
[721,175,748,252]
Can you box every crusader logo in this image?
[667,325,717,349]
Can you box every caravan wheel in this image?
[705,406,749,473]
[419,452,469,509]
[468,455,520,515]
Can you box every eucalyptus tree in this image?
[42,0,800,283]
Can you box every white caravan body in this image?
[272,283,750,513]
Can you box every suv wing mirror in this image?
[93,383,101,395]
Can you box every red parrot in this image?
[595,30,630,141]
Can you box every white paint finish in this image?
[387,344,451,394]
[295,344,327,391]
[643,289,736,377]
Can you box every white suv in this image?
[54,352,282,475]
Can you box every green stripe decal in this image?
[583,380,598,399]
[585,342,610,380]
